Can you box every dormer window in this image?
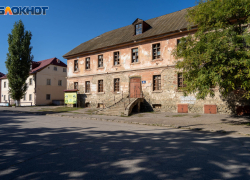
[135,24,142,35]
[132,18,151,36]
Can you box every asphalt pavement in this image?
[0,111,250,180]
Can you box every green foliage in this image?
[172,0,250,99]
[5,20,33,101]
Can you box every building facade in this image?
[0,57,67,106]
[63,8,241,114]
[0,72,5,103]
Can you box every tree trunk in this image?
[16,100,20,107]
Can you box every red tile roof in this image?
[0,57,67,79]
[30,57,67,74]
[0,72,5,78]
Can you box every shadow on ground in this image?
[0,111,250,180]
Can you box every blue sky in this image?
[0,0,196,74]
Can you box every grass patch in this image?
[165,115,169,117]
[38,107,81,112]
[85,109,97,115]
[192,114,201,118]
[172,114,188,117]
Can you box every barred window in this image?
[85,81,90,93]
[4,82,6,88]
[63,68,66,72]
[74,82,78,90]
[178,73,186,88]
[98,80,103,92]
[114,78,120,92]
[114,52,120,65]
[54,66,57,71]
[132,48,139,63]
[98,55,103,68]
[74,60,78,71]
[24,94,26,101]
[152,43,160,59]
[153,75,161,91]
[86,57,90,69]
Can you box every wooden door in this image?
[204,105,217,114]
[130,78,141,98]
[178,104,188,113]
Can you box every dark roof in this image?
[0,72,5,78]
[63,7,193,58]
[30,57,67,74]
[0,58,67,79]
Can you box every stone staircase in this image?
[96,97,141,116]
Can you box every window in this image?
[29,94,32,101]
[47,79,51,85]
[132,48,139,63]
[29,78,32,85]
[98,55,103,68]
[114,78,120,92]
[4,82,6,88]
[58,80,62,86]
[135,23,142,35]
[74,82,78,90]
[74,60,78,71]
[153,75,161,91]
[46,94,51,100]
[152,43,161,59]
[4,95,6,101]
[98,80,103,92]
[178,73,186,88]
[114,52,120,65]
[8,95,10,100]
[63,68,66,72]
[54,66,57,71]
[85,81,90,93]
[85,57,90,69]
[24,94,26,101]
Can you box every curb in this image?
[45,114,250,137]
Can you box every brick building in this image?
[0,58,67,106]
[63,8,238,114]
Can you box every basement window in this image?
[178,73,186,89]
[46,94,51,100]
[85,102,90,108]
[153,104,162,109]
[98,103,104,108]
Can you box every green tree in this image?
[5,20,33,106]
[173,0,250,99]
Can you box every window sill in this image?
[85,69,91,71]
[97,67,104,69]
[85,93,91,95]
[97,92,105,94]
[152,90,162,93]
[113,91,121,94]
[152,58,163,61]
[112,64,121,67]
[130,62,140,65]
[74,70,79,73]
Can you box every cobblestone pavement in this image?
[1,106,250,137]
